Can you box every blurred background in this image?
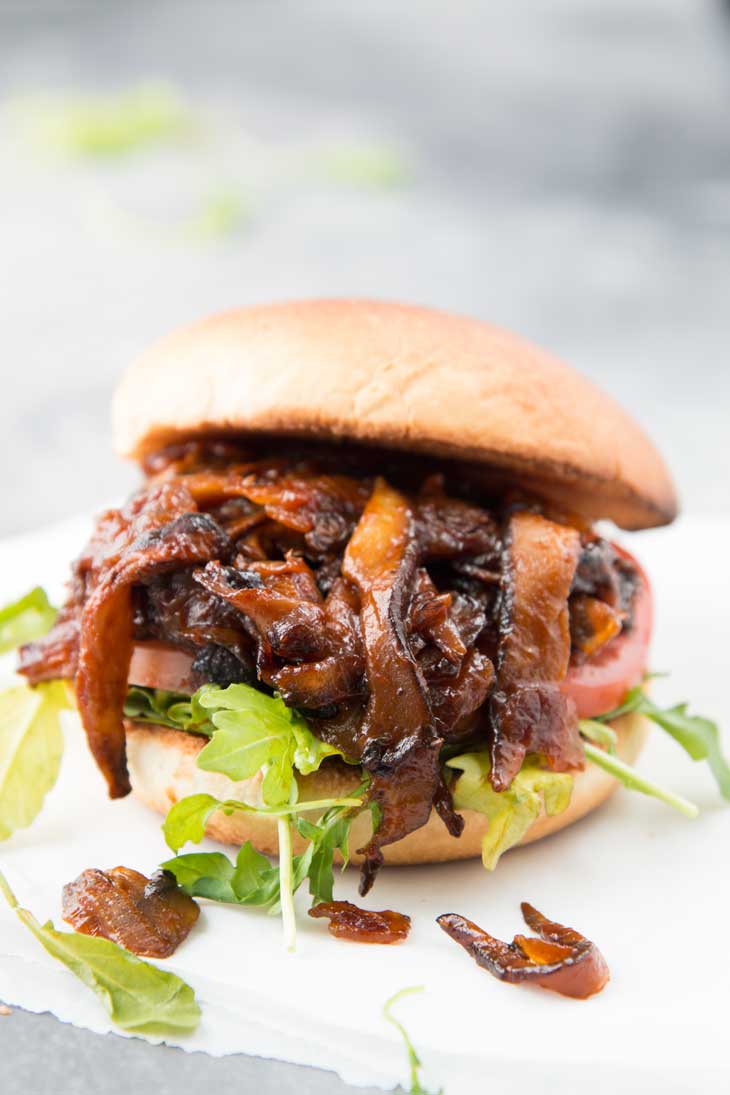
[1,0,729,538]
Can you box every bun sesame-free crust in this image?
[126,711,647,866]
[112,299,677,530]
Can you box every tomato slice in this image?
[561,545,652,719]
[128,642,197,695]
[127,546,652,722]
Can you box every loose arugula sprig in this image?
[581,740,699,818]
[161,788,367,949]
[589,685,730,800]
[0,869,200,1035]
[156,682,365,948]
[162,790,364,852]
[383,987,441,1095]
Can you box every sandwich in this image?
[16,299,727,914]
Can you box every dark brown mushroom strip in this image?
[358,730,443,895]
[237,471,370,553]
[417,494,500,561]
[193,554,328,677]
[342,477,430,752]
[17,615,79,684]
[76,510,230,797]
[272,579,366,709]
[309,900,411,944]
[490,510,583,791]
[426,647,495,741]
[408,568,466,665]
[63,867,199,959]
[437,902,610,999]
[140,571,256,679]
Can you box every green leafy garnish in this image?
[14,85,194,158]
[162,843,282,908]
[186,189,250,241]
[582,741,699,818]
[0,587,57,654]
[162,791,365,949]
[0,681,70,841]
[446,753,573,869]
[194,683,344,806]
[123,686,213,735]
[162,790,363,854]
[591,686,730,800]
[294,794,362,905]
[383,987,441,1095]
[0,870,200,1035]
[321,143,410,188]
[578,718,619,750]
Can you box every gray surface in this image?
[0,1,729,1092]
[0,1008,383,1095]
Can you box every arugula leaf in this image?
[294,796,361,905]
[195,684,344,807]
[383,987,441,1095]
[0,870,200,1035]
[123,687,213,736]
[0,681,70,841]
[161,789,366,951]
[162,843,282,908]
[592,686,730,800]
[579,719,619,750]
[125,682,347,807]
[582,741,699,818]
[0,587,57,654]
[446,753,573,870]
[162,790,364,854]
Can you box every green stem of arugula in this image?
[583,741,699,818]
[0,869,18,910]
[277,818,296,952]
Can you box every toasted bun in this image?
[112,300,676,530]
[126,712,648,866]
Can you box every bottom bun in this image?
[126,711,647,866]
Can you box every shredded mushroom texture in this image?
[437,902,610,999]
[19,442,639,891]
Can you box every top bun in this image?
[112,299,677,529]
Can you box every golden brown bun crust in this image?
[126,713,648,866]
[112,300,676,530]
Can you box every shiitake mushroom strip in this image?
[490,511,584,791]
[76,509,230,797]
[437,902,610,998]
[63,866,199,958]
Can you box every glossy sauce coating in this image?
[62,867,199,958]
[309,900,411,943]
[437,902,610,999]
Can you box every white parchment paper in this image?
[0,515,728,1095]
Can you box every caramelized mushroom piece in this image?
[63,867,199,959]
[76,510,230,797]
[309,900,411,943]
[490,511,583,791]
[437,902,609,999]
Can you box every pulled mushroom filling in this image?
[19,440,641,891]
